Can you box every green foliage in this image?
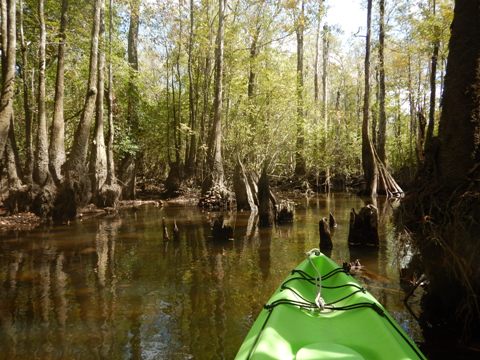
[9,0,455,188]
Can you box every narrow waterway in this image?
[0,194,422,359]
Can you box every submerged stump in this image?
[233,159,257,211]
[329,212,337,228]
[212,215,233,241]
[319,217,333,251]
[348,204,379,246]
[258,168,274,227]
[276,200,295,224]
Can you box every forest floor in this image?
[0,210,42,231]
[0,199,164,232]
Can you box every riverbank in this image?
[0,199,164,232]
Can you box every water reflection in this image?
[0,194,423,359]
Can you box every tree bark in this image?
[49,0,68,183]
[322,24,329,132]
[408,54,416,165]
[207,0,225,188]
[233,157,257,211]
[185,0,197,178]
[18,0,33,183]
[119,0,140,199]
[361,0,378,197]
[403,0,480,339]
[56,0,102,220]
[322,24,330,192]
[65,0,101,176]
[319,218,332,251]
[90,0,107,198]
[106,0,116,186]
[258,168,274,227]
[175,23,182,167]
[248,27,260,100]
[1,0,6,73]
[5,128,22,189]
[33,0,49,186]
[314,7,321,104]
[0,0,16,160]
[197,54,211,181]
[348,205,379,246]
[426,0,439,149]
[436,0,480,187]
[294,0,306,177]
[97,0,121,208]
[377,0,387,164]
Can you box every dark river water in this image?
[0,194,423,359]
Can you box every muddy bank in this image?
[0,212,42,231]
[0,199,164,232]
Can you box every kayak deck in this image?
[235,251,425,360]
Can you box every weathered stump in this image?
[173,218,179,241]
[276,200,294,224]
[162,217,170,241]
[3,184,32,214]
[348,204,379,246]
[165,161,182,197]
[52,182,78,224]
[212,215,233,241]
[97,183,122,208]
[246,173,259,206]
[258,168,274,227]
[31,182,57,218]
[329,212,337,228]
[198,175,233,210]
[319,217,333,251]
[233,159,257,211]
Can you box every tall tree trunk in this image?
[33,0,49,186]
[404,0,480,339]
[1,0,6,75]
[49,0,68,183]
[0,0,16,160]
[314,9,320,105]
[106,0,116,186]
[436,0,480,187]
[95,0,121,208]
[175,32,182,166]
[119,0,140,199]
[165,51,172,164]
[408,54,416,165]
[206,0,225,189]
[322,24,330,192]
[18,0,33,183]
[372,68,378,147]
[197,53,212,182]
[377,0,387,164]
[5,125,22,189]
[66,0,101,173]
[90,0,107,198]
[426,0,439,148]
[322,24,329,132]
[171,61,179,163]
[60,0,102,213]
[294,0,306,177]
[185,0,196,178]
[248,27,260,100]
[362,0,378,197]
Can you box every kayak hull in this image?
[235,252,425,360]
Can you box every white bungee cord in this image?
[306,248,326,310]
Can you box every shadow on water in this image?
[0,194,424,359]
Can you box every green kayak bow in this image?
[235,250,426,360]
